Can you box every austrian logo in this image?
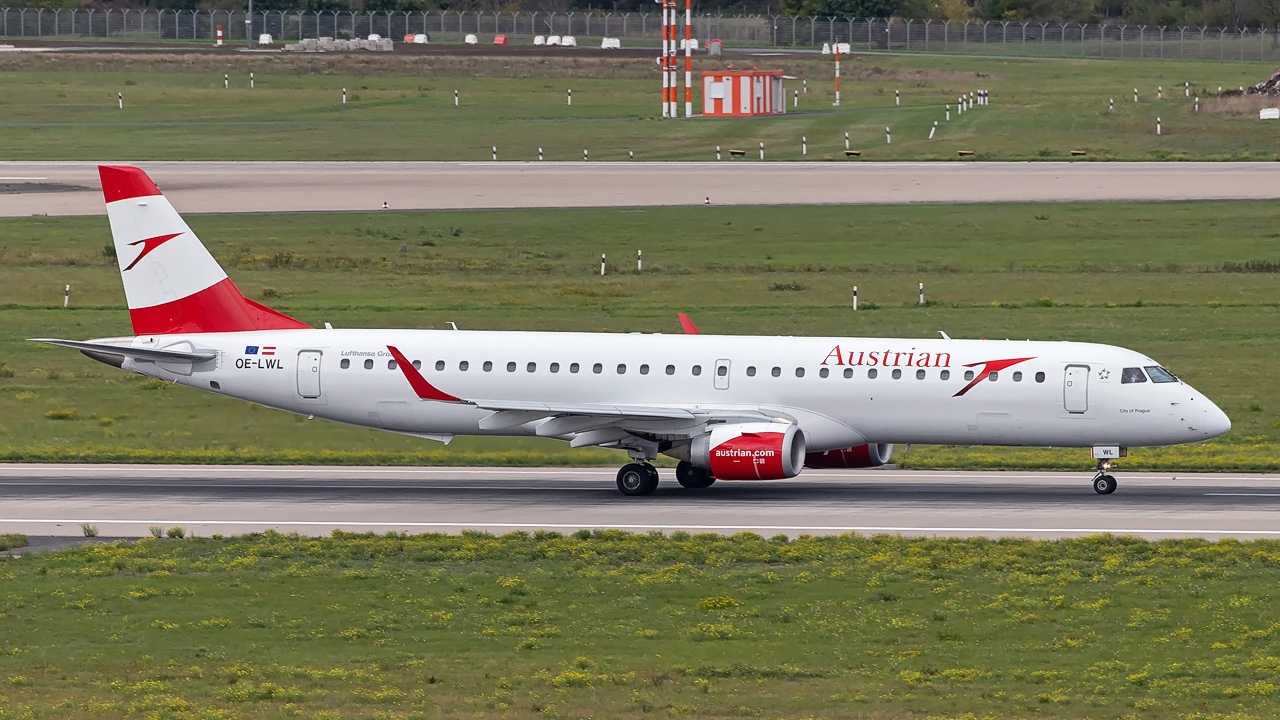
[123,232,183,271]
[820,345,1035,398]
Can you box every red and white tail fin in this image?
[100,165,309,335]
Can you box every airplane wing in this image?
[387,344,784,450]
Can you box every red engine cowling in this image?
[804,443,894,469]
[690,422,806,480]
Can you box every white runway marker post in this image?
[629,150,634,160]
[567,88,572,106]
[957,98,963,116]
[1109,98,1114,114]
[117,92,123,109]
[1134,88,1138,102]
[919,282,925,305]
[1195,97,1199,113]
[793,90,798,108]
[538,147,543,160]
[454,90,459,107]
[760,142,765,160]
[342,88,347,104]
[224,73,229,89]
[1185,81,1190,97]
[250,72,255,89]
[946,104,950,120]
[600,254,606,276]
[64,285,70,308]
[583,149,588,161]
[1156,117,1161,136]
[929,121,936,139]
[853,285,858,311]
[885,126,891,144]
[492,146,497,160]
[844,131,850,150]
[637,250,642,271]
[1158,86,1162,99]
[803,79,807,94]
[716,145,721,160]
[896,89,900,105]
[802,136,807,156]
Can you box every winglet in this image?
[386,345,462,402]
[678,313,700,335]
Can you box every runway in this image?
[4,161,1280,217]
[2,464,1279,540]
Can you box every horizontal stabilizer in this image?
[29,338,217,363]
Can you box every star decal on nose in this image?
[123,232,183,271]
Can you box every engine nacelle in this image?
[690,422,806,480]
[804,443,894,469]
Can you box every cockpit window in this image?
[1121,367,1147,384]
[1145,366,1179,383]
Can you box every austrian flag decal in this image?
[244,346,275,355]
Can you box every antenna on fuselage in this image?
[448,322,459,331]
[938,331,951,340]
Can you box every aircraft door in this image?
[714,358,731,390]
[297,350,322,398]
[1063,364,1088,414]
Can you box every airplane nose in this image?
[1203,402,1231,439]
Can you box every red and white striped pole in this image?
[667,0,677,118]
[683,0,692,117]
[216,25,223,46]
[834,43,841,106]
[661,0,670,117]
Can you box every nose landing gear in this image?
[1092,459,1117,495]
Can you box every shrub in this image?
[82,524,99,538]
[0,533,28,551]
[44,409,77,420]
[149,526,164,538]
[167,527,186,539]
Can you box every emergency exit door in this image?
[1063,365,1089,414]
[297,350,322,398]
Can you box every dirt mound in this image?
[1242,67,1280,96]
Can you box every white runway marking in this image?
[1204,493,1280,497]
[5,519,1280,536]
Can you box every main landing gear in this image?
[1092,459,1118,495]
[615,461,718,495]
[616,462,660,496]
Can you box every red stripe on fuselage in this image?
[128,277,311,335]
[952,357,1035,397]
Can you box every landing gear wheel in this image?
[617,463,659,496]
[675,461,716,489]
[1093,474,1117,495]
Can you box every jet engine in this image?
[687,422,806,480]
[804,443,894,469]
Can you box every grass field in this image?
[0,51,1276,161]
[2,200,1278,469]
[3,531,1280,719]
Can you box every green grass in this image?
[0,50,1276,161]
[2,200,1279,469]
[2,531,1279,718]
[0,534,28,551]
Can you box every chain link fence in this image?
[3,8,1280,62]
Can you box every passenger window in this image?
[483,361,492,372]
[412,360,422,371]
[340,358,350,369]
[435,360,445,371]
[692,365,702,376]
[940,369,950,380]
[867,368,877,379]
[717,365,728,377]
[989,372,998,381]
[507,362,517,372]
[964,370,975,381]
[1012,371,1022,382]
[617,364,626,374]
[527,362,537,373]
[665,364,675,375]
[1122,367,1148,384]
[1035,371,1045,383]
[746,366,756,377]
[771,367,781,377]
[1145,366,1178,383]
[387,360,398,370]
[364,359,374,369]
[640,364,649,375]
[843,368,853,378]
[459,361,469,371]
[795,367,805,378]
[570,363,580,373]
[550,362,560,373]
[892,369,902,379]
[819,368,829,378]
[916,369,926,380]
[593,363,603,374]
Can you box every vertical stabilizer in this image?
[100,165,310,335]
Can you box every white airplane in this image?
[35,166,1231,496]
